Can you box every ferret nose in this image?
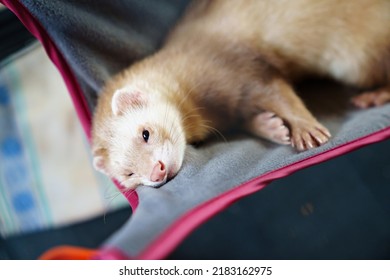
[150,161,167,182]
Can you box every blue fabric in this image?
[0,73,47,234]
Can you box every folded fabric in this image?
[2,0,389,259]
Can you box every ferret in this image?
[92,0,390,189]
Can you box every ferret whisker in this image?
[180,99,205,114]
[162,107,176,146]
[180,113,203,124]
[168,108,175,141]
[103,182,122,200]
[102,185,124,223]
[170,121,177,144]
[171,122,182,145]
[163,101,169,133]
[200,123,227,142]
[176,79,206,114]
[176,81,202,109]
[180,105,207,124]
[161,100,177,143]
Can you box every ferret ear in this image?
[92,148,109,175]
[111,88,146,116]
[93,155,109,175]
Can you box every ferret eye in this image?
[142,130,150,143]
[128,173,134,177]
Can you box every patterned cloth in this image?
[0,44,127,237]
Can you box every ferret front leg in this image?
[245,78,331,151]
[245,111,291,145]
[351,85,390,108]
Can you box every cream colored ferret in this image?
[92,0,390,189]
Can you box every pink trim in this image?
[1,0,139,210]
[1,0,91,139]
[114,179,139,210]
[92,247,129,260]
[135,126,390,259]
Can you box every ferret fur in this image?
[92,0,390,189]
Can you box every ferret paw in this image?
[351,87,390,108]
[290,121,331,151]
[248,112,291,145]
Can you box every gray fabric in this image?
[104,83,390,257]
[17,0,390,258]
[21,0,191,112]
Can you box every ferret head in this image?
[93,86,186,189]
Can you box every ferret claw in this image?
[290,122,331,152]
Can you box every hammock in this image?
[2,0,390,259]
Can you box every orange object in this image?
[39,246,98,260]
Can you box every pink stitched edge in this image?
[89,126,390,260]
[134,126,390,259]
[0,0,140,210]
[114,179,139,210]
[92,247,129,260]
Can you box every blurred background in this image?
[0,5,130,259]
[0,4,389,260]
